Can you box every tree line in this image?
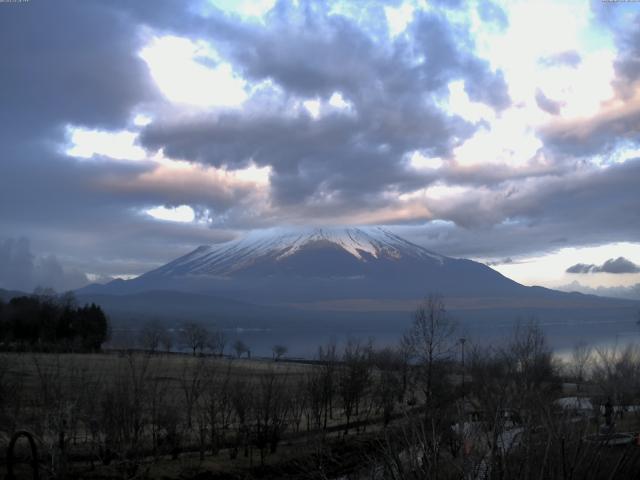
[0,289,110,352]
[136,319,289,361]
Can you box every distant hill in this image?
[75,289,291,328]
[0,287,26,302]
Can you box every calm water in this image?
[111,315,640,359]
[221,318,640,359]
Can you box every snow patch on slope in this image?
[149,227,446,277]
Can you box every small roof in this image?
[555,397,593,410]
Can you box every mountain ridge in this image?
[81,227,532,302]
[76,227,639,329]
[143,227,447,279]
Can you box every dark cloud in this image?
[590,5,640,90]
[0,0,160,145]
[0,148,242,277]
[198,3,511,108]
[486,257,514,266]
[140,4,509,209]
[395,158,640,258]
[477,0,508,30]
[566,263,594,274]
[0,0,253,277]
[535,89,563,115]
[142,108,453,207]
[560,280,640,301]
[428,0,465,9]
[541,106,640,157]
[0,238,89,292]
[599,257,640,273]
[615,15,640,86]
[538,50,582,68]
[0,0,637,283]
[410,12,511,110]
[567,257,640,274]
[541,11,639,158]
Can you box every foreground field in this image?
[4,318,640,479]
[0,349,414,479]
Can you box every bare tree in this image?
[159,327,174,354]
[506,321,556,402]
[138,320,167,354]
[304,368,324,431]
[272,344,288,361]
[98,353,152,469]
[592,344,640,408]
[404,294,456,408]
[396,336,413,403]
[371,347,404,427]
[569,341,592,385]
[232,339,249,358]
[252,367,291,464]
[0,354,24,433]
[318,340,338,429]
[147,359,171,459]
[201,360,233,456]
[230,376,253,458]
[180,321,209,356]
[207,329,227,357]
[338,338,372,434]
[502,321,558,480]
[178,357,206,430]
[288,376,308,433]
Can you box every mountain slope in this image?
[83,226,614,307]
[83,227,532,302]
[147,227,446,278]
[76,227,640,341]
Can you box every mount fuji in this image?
[77,227,638,332]
[82,227,527,301]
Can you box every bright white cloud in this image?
[407,150,443,170]
[209,0,276,19]
[398,182,469,202]
[146,205,196,223]
[140,35,247,108]
[471,0,616,119]
[303,99,321,119]
[230,163,272,184]
[453,109,543,168]
[478,0,589,75]
[444,80,496,123]
[612,145,640,165]
[298,93,355,119]
[384,3,414,37]
[133,114,153,127]
[103,155,272,223]
[328,92,352,111]
[65,127,147,161]
[537,50,615,119]
[488,243,640,289]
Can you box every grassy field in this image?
[4,341,640,479]
[0,351,401,479]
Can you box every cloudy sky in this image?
[1,0,639,296]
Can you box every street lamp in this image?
[459,337,467,470]
[459,337,466,400]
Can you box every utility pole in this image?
[460,337,466,404]
[459,337,467,478]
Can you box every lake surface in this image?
[110,313,640,359]
[220,317,640,359]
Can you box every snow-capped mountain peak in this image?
[146,227,445,278]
